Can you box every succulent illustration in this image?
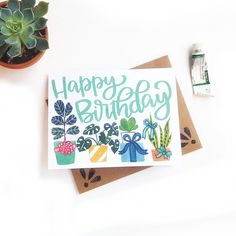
[119,117,138,132]
[0,0,49,58]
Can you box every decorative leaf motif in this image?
[54,100,64,116]
[91,175,101,183]
[51,127,64,136]
[104,122,119,136]
[66,126,80,135]
[51,116,64,125]
[65,103,73,116]
[88,169,95,180]
[76,137,92,152]
[53,134,63,140]
[119,118,128,131]
[164,119,170,148]
[166,134,171,147]
[65,115,77,125]
[159,126,164,147]
[184,127,191,138]
[128,117,138,131]
[98,131,109,145]
[109,139,120,154]
[83,124,100,135]
[79,169,86,180]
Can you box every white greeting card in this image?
[48,69,181,169]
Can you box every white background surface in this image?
[0,0,236,235]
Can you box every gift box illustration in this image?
[76,122,120,163]
[51,100,80,165]
[119,132,148,162]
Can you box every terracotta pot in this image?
[0,1,48,69]
[151,148,171,161]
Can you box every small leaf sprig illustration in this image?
[76,122,120,154]
[119,117,138,132]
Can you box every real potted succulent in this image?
[76,122,120,163]
[0,0,49,69]
[119,117,138,141]
[143,115,172,161]
[51,100,80,165]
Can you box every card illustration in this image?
[48,69,181,169]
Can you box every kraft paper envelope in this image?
[69,55,202,193]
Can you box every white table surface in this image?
[1,0,236,235]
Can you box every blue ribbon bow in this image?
[156,146,172,159]
[142,119,158,141]
[119,133,148,162]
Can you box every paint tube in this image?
[190,43,214,96]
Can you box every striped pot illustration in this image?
[76,122,120,163]
[89,145,108,162]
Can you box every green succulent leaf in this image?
[0,8,13,21]
[20,0,36,10]
[13,10,24,21]
[34,1,49,19]
[5,34,19,45]
[8,0,20,12]
[34,17,47,30]
[21,26,36,49]
[7,42,21,57]
[22,8,34,24]
[0,44,10,58]
[1,26,12,36]
[0,19,5,28]
[35,36,48,51]
[0,34,8,46]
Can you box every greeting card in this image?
[48,69,181,169]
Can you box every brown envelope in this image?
[71,55,202,193]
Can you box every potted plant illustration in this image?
[119,117,138,141]
[0,0,49,69]
[143,115,172,161]
[76,122,120,163]
[51,100,80,165]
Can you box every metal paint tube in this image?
[190,43,214,96]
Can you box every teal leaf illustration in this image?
[52,127,64,136]
[51,116,64,125]
[53,134,64,140]
[65,115,77,125]
[119,118,128,131]
[83,124,100,135]
[76,137,92,152]
[109,139,120,154]
[65,103,73,116]
[54,100,64,116]
[66,126,80,135]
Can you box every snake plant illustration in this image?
[143,114,172,160]
[76,122,120,162]
[51,100,80,165]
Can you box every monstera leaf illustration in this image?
[104,122,119,136]
[76,137,92,152]
[98,131,111,145]
[109,139,120,154]
[83,124,100,135]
